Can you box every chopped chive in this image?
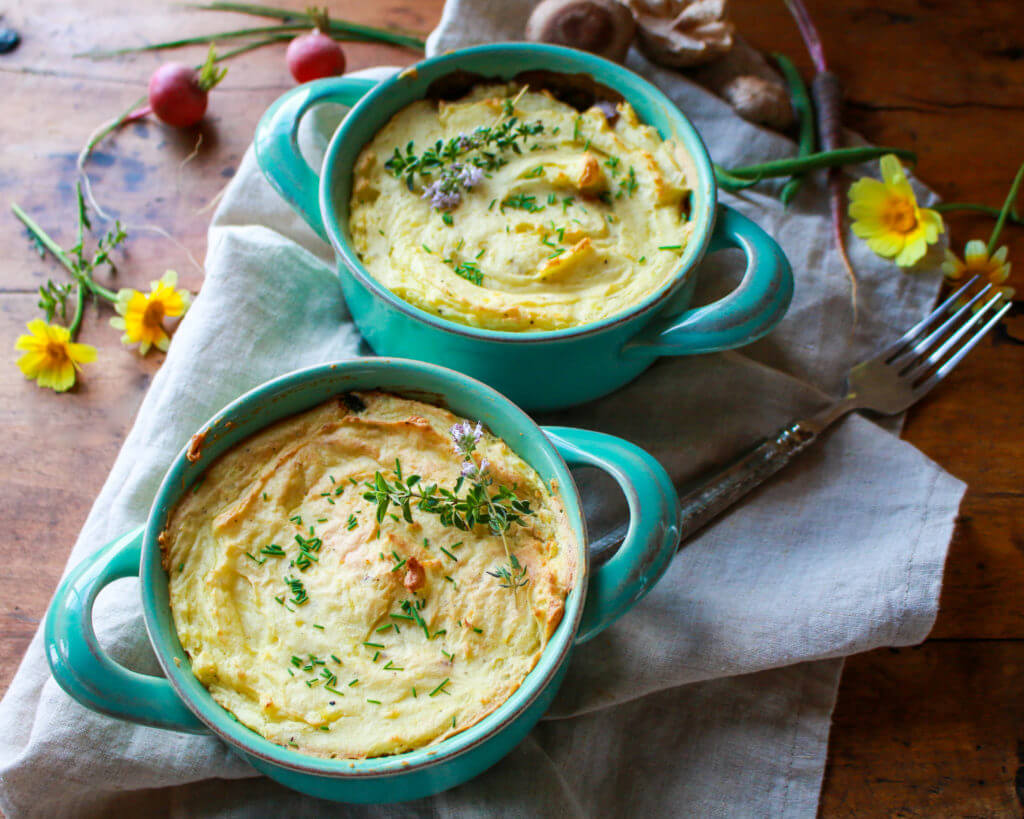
[658,244,682,251]
[367,699,382,704]
[329,475,335,484]
[442,212,454,227]
[287,668,294,676]
[331,654,342,663]
[429,679,451,697]
[363,642,385,649]
[372,651,380,662]
[313,624,324,630]
[289,515,302,524]
[261,544,286,557]
[432,629,447,638]
[391,559,407,572]
[450,542,463,550]
[442,649,454,662]
[412,686,417,698]
[347,514,358,530]
[383,660,403,671]
[319,726,330,731]
[177,562,185,572]
[472,626,483,634]
[325,684,343,696]
[440,546,458,562]
[391,613,415,622]
[244,551,266,566]
[444,575,456,585]
[348,679,359,687]
[376,623,396,633]
[262,492,269,501]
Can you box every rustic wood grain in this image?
[1,0,1023,816]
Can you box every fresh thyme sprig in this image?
[363,455,533,537]
[361,422,535,594]
[487,553,529,590]
[384,87,544,211]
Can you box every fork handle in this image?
[678,420,820,539]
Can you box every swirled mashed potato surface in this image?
[163,392,575,758]
[349,83,693,331]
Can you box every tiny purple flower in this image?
[422,180,461,211]
[457,133,473,151]
[458,164,483,189]
[450,421,484,456]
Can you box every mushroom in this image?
[525,0,637,63]
[628,0,734,67]
[689,37,795,129]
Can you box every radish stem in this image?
[784,0,858,320]
[189,2,426,50]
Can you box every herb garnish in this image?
[362,421,534,595]
[384,86,543,212]
[284,576,308,605]
[500,193,543,213]
[452,260,484,286]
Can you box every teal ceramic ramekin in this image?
[45,358,680,803]
[254,43,793,412]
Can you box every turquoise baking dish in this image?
[45,358,680,802]
[255,43,794,411]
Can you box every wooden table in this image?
[2,0,1022,814]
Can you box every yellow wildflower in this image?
[849,154,944,267]
[943,240,1014,306]
[111,270,191,355]
[15,319,97,392]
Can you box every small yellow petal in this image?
[895,237,927,267]
[66,342,98,364]
[879,154,907,186]
[963,239,988,266]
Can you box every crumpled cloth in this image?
[0,2,964,815]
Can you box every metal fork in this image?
[591,275,1012,562]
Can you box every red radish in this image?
[287,9,346,83]
[148,45,226,128]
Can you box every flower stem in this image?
[726,146,916,180]
[987,161,1024,256]
[10,203,118,303]
[11,203,76,273]
[68,283,86,339]
[933,202,1024,224]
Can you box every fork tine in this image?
[911,297,1012,399]
[893,283,994,372]
[881,275,981,361]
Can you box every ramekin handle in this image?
[254,76,380,241]
[544,427,680,643]
[624,204,794,356]
[44,526,207,733]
